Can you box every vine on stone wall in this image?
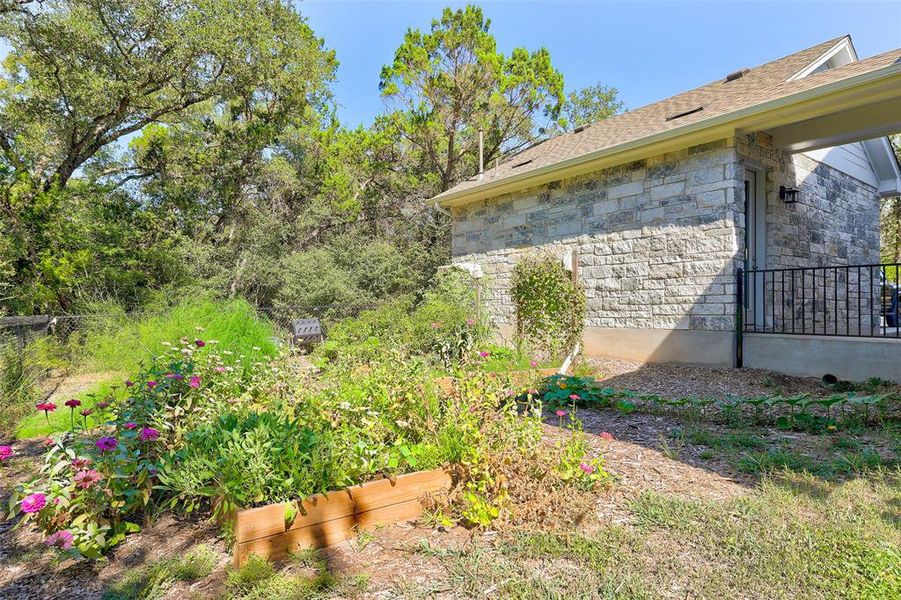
[510,253,586,361]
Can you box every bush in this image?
[510,253,586,360]
[315,269,486,368]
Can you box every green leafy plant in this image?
[510,253,586,361]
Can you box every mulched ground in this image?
[0,358,892,598]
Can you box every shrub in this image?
[510,253,585,360]
[315,269,486,368]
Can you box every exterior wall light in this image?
[779,185,800,204]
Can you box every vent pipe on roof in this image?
[478,128,484,180]
[725,68,749,82]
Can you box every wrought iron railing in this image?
[737,263,900,338]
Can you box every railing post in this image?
[736,267,744,368]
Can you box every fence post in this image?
[735,268,744,368]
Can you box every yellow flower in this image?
[827,425,837,431]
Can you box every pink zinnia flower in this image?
[139,427,160,442]
[64,398,81,408]
[146,381,157,389]
[36,402,56,413]
[579,462,596,475]
[466,318,475,326]
[569,394,581,401]
[599,432,614,441]
[73,469,102,489]
[124,422,138,430]
[95,436,118,452]
[21,493,46,513]
[96,401,110,409]
[45,530,74,550]
[0,445,12,461]
[71,458,91,469]
[124,380,134,387]
[555,410,569,417]
[529,360,539,368]
[214,366,226,373]
[165,372,184,380]
[189,375,200,389]
[194,339,205,347]
[80,408,93,417]
[479,351,490,358]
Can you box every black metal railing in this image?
[737,263,900,338]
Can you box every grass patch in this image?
[70,298,278,375]
[15,376,122,439]
[102,544,217,600]
[226,554,366,600]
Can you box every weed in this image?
[103,545,216,600]
[699,449,716,460]
[736,449,813,474]
[659,432,684,460]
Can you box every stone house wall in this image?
[736,135,881,334]
[451,135,881,337]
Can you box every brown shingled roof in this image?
[436,36,901,204]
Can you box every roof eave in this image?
[435,62,901,209]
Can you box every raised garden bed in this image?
[435,367,560,394]
[233,469,452,566]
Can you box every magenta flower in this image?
[139,427,160,442]
[71,458,91,469]
[599,431,615,441]
[43,437,55,446]
[73,469,102,489]
[64,398,81,408]
[479,351,490,358]
[124,380,134,387]
[569,394,581,401]
[194,339,206,347]
[555,410,569,417]
[96,401,111,409]
[36,401,56,413]
[529,360,539,368]
[21,493,46,514]
[0,445,12,461]
[214,366,226,373]
[80,408,93,417]
[579,462,596,475]
[45,530,74,550]
[146,381,157,389]
[95,437,118,452]
[124,422,138,430]
[165,372,184,381]
[189,375,201,389]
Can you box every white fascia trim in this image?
[788,36,857,82]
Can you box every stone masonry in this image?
[451,135,881,336]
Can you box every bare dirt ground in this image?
[0,358,894,598]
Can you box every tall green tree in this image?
[379,5,565,192]
[559,82,624,131]
[0,0,335,312]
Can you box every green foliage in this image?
[379,4,565,191]
[0,333,44,436]
[102,544,217,600]
[510,253,586,361]
[315,269,486,368]
[558,82,624,131]
[71,298,277,375]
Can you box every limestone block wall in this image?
[736,134,881,334]
[451,141,743,332]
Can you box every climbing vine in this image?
[510,253,586,360]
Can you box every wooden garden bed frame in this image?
[434,367,560,394]
[233,469,452,566]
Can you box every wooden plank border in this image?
[233,469,452,566]
[434,367,560,394]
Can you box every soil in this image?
[0,358,894,598]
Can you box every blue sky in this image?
[300,0,901,127]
